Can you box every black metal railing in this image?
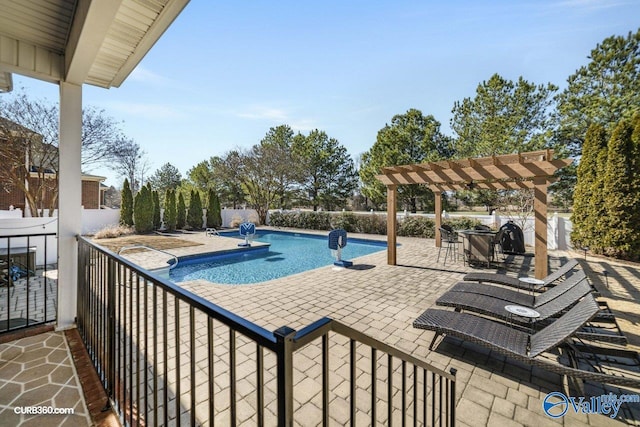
[77,236,456,426]
[0,232,57,334]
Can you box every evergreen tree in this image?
[359,109,452,211]
[556,29,640,157]
[152,190,161,230]
[603,119,636,259]
[176,192,186,229]
[451,73,557,157]
[293,129,359,211]
[206,189,222,228]
[571,124,607,249]
[164,189,177,232]
[213,191,222,228]
[133,185,153,233]
[120,178,134,227]
[149,162,182,196]
[628,113,640,259]
[187,190,203,229]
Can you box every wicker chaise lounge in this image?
[436,278,592,324]
[449,270,587,308]
[414,296,640,388]
[462,258,579,291]
[437,272,627,344]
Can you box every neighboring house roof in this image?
[81,173,107,182]
[0,117,39,138]
[26,167,106,182]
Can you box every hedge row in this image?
[268,211,482,238]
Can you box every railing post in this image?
[274,326,296,427]
[449,368,457,426]
[105,256,116,409]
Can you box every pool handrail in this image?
[118,244,179,270]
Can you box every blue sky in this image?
[10,0,640,186]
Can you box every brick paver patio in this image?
[153,229,640,426]
[2,228,640,426]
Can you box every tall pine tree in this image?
[571,124,607,249]
[628,113,640,259]
[152,190,161,230]
[187,190,203,229]
[206,189,222,228]
[120,178,134,226]
[164,189,177,232]
[603,119,635,258]
[133,185,153,233]
[176,192,186,229]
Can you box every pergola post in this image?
[387,185,397,265]
[533,178,549,279]
[434,191,442,247]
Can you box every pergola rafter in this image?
[375,150,573,278]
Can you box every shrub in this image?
[268,211,286,227]
[93,224,134,239]
[445,217,482,231]
[267,211,483,238]
[176,192,186,229]
[398,216,433,238]
[229,215,243,228]
[133,185,153,233]
[120,178,133,226]
[356,213,387,234]
[331,212,358,232]
[266,211,331,230]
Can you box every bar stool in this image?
[437,226,460,265]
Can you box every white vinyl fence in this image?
[0,209,121,264]
[0,208,574,264]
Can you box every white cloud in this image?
[289,119,317,132]
[129,66,173,86]
[107,102,187,120]
[554,0,632,11]
[235,105,317,130]
[236,106,290,121]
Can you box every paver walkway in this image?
[0,331,91,426]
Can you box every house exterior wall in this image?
[0,178,102,213]
[0,136,27,211]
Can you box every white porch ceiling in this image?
[0,0,189,91]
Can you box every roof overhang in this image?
[375,150,573,191]
[0,0,189,90]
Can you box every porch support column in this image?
[434,191,442,247]
[386,185,397,265]
[57,81,82,329]
[533,178,548,279]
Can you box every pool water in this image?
[169,230,386,284]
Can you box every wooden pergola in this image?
[375,150,572,279]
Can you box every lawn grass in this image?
[93,234,203,253]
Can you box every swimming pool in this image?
[169,230,387,284]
